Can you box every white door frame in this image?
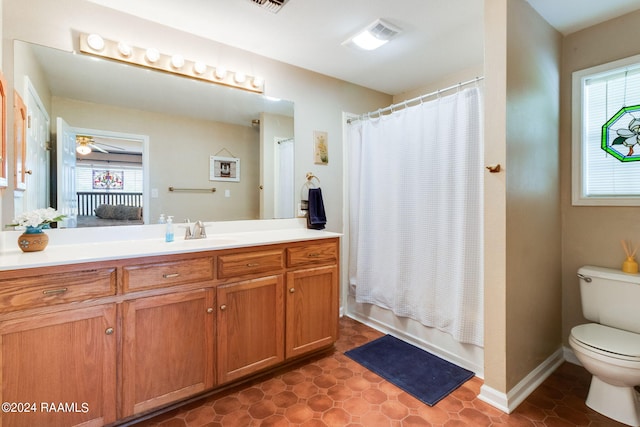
[71,126,150,224]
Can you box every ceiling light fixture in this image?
[344,19,402,51]
[76,144,92,155]
[78,33,264,93]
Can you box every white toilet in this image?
[569,265,640,426]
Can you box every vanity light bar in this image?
[79,33,264,93]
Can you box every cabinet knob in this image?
[105,327,114,335]
[206,307,214,313]
[220,304,227,311]
[289,288,295,293]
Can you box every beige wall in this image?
[484,0,562,393]
[1,0,391,232]
[561,9,640,345]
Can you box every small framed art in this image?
[210,156,240,182]
[314,130,328,165]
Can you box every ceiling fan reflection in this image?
[76,135,125,155]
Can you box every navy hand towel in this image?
[307,187,326,230]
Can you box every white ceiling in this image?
[88,0,640,95]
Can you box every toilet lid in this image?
[572,323,640,358]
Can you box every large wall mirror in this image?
[12,40,295,228]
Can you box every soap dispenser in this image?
[159,213,166,224]
[165,216,174,242]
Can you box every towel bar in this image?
[168,186,217,193]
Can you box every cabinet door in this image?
[286,265,339,358]
[121,289,215,418]
[217,275,284,384]
[0,304,117,427]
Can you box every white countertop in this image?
[0,219,341,271]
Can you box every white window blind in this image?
[573,54,640,205]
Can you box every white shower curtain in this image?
[275,138,294,219]
[348,87,484,346]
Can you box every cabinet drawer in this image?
[287,241,338,267]
[123,257,214,292]
[218,250,283,279]
[0,268,116,313]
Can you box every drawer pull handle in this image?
[163,273,180,279]
[289,288,295,293]
[308,253,321,258]
[105,327,114,335]
[246,263,259,267]
[43,288,68,295]
[207,307,214,314]
[220,304,227,311]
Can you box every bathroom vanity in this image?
[0,220,340,427]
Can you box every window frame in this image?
[572,53,640,206]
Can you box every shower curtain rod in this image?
[347,76,484,124]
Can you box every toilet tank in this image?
[578,265,640,334]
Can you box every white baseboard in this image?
[478,348,565,413]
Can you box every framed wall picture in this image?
[13,91,27,191]
[210,156,240,182]
[314,130,328,165]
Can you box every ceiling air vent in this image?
[368,19,401,41]
[249,0,290,13]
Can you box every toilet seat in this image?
[571,323,640,362]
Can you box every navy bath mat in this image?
[345,334,474,406]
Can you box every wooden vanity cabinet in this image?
[286,264,339,358]
[216,275,285,384]
[120,288,216,418]
[0,303,117,427]
[0,236,339,426]
[285,240,339,359]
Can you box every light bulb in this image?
[214,67,227,80]
[234,72,246,84]
[171,54,185,69]
[193,61,207,75]
[145,48,160,63]
[76,145,91,155]
[117,42,132,57]
[252,76,264,88]
[87,34,105,51]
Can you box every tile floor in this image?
[131,317,625,427]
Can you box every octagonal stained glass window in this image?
[601,104,640,162]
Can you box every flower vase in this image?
[17,226,49,252]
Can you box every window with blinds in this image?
[76,164,143,193]
[572,54,640,206]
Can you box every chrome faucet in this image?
[184,220,207,240]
